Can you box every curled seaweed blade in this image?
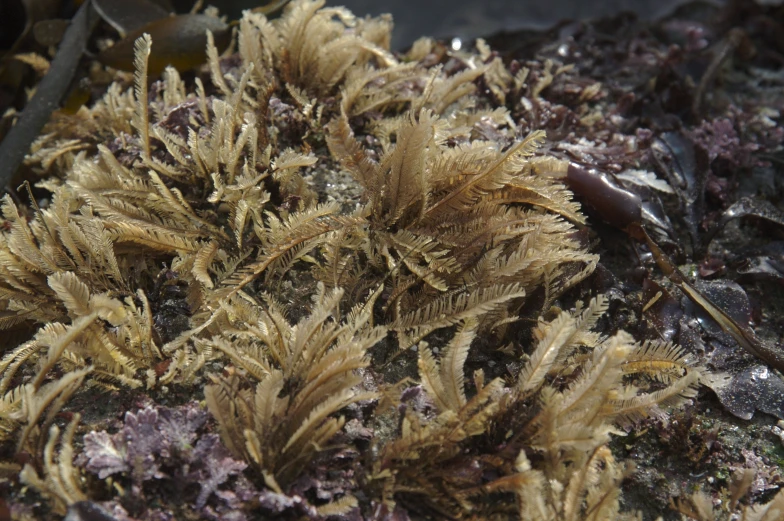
[93,0,170,37]
[99,14,230,74]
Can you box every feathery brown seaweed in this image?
[0,1,761,519]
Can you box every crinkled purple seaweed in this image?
[79,402,247,514]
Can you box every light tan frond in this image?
[131,33,153,159]
[325,111,380,192]
[501,176,586,224]
[253,369,286,430]
[419,319,478,412]
[623,340,701,383]
[418,346,448,411]
[605,367,702,426]
[17,367,92,453]
[397,283,526,340]
[428,64,487,114]
[193,241,219,289]
[162,66,185,107]
[554,336,631,426]
[423,130,546,218]
[31,314,98,390]
[377,109,437,224]
[284,389,375,453]
[19,414,86,515]
[0,340,44,396]
[47,272,91,317]
[518,312,578,394]
[204,375,246,458]
[206,30,232,98]
[519,295,609,394]
[316,495,359,517]
[13,52,50,74]
[221,205,350,294]
[272,148,318,175]
[106,221,203,253]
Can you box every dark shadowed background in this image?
[210,0,730,49]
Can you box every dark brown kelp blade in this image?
[629,223,784,373]
[0,0,60,76]
[0,0,99,190]
[650,132,709,254]
[93,0,171,37]
[11,0,61,46]
[567,163,784,374]
[252,0,293,16]
[702,196,784,248]
[98,14,230,75]
[32,19,71,47]
[59,77,93,115]
[734,241,784,283]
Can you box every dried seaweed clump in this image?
[0,0,710,519]
[204,284,384,491]
[672,468,784,521]
[369,295,704,518]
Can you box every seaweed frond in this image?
[131,33,152,159]
[18,414,85,515]
[205,284,385,487]
[672,469,784,521]
[0,1,720,518]
[372,296,703,518]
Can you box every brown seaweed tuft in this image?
[0,1,749,519]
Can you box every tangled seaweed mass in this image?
[1,0,783,519]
